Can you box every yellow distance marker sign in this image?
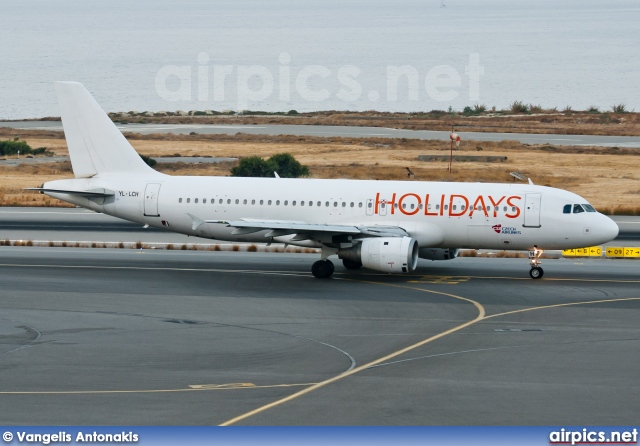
[606,247,625,257]
[562,246,603,257]
[624,247,640,258]
[605,247,640,258]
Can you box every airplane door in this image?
[379,199,388,216]
[144,183,161,217]
[366,199,374,216]
[523,193,541,227]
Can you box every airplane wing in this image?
[187,214,409,240]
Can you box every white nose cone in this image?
[599,215,619,243]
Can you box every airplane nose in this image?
[599,215,619,242]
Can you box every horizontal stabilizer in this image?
[24,187,115,197]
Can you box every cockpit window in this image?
[573,204,585,213]
[583,204,596,213]
[563,204,571,214]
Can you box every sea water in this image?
[1,0,639,119]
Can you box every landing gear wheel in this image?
[342,258,363,270]
[312,259,334,278]
[529,266,544,279]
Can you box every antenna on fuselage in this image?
[510,171,528,182]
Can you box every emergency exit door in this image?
[144,183,161,217]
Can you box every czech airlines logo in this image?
[492,225,522,235]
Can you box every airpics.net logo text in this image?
[549,428,638,446]
[154,52,484,110]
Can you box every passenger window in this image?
[243,199,247,204]
[444,205,448,210]
[235,199,239,204]
[293,201,296,206]
[260,200,264,205]
[334,202,338,207]
[276,200,280,205]
[326,202,330,207]
[203,198,206,204]
[350,202,354,208]
[452,205,456,210]
[268,200,272,205]
[317,201,321,207]
[342,202,346,207]
[195,198,199,203]
[487,206,490,211]
[512,207,516,212]
[284,200,288,206]
[367,202,372,208]
[381,203,386,209]
[573,204,584,213]
[179,198,182,203]
[435,204,439,210]
[251,199,255,205]
[420,204,424,210]
[187,198,190,203]
[503,206,507,212]
[394,203,398,208]
[219,199,223,204]
[301,201,304,206]
[227,199,231,204]
[410,204,415,210]
[461,205,466,211]
[402,203,406,209]
[309,201,312,206]
[359,203,363,208]
[563,204,571,214]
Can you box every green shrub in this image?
[611,103,630,113]
[0,140,32,156]
[509,101,529,113]
[139,154,157,167]
[268,153,309,178]
[231,153,309,178]
[231,156,274,177]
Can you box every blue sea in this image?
[2,0,639,119]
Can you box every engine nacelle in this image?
[338,237,419,273]
[418,248,459,261]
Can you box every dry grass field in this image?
[104,108,640,137]
[1,128,639,213]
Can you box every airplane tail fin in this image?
[54,82,157,178]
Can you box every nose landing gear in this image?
[529,245,544,279]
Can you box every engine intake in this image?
[339,237,419,273]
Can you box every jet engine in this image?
[418,248,459,261]
[338,237,419,273]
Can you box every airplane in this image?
[30,82,619,279]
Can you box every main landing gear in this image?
[528,245,544,279]
[312,259,334,279]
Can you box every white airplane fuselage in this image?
[44,174,618,251]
